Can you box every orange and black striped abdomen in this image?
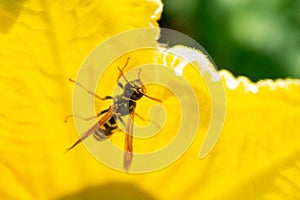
[93,115,118,141]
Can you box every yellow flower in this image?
[1,1,300,200]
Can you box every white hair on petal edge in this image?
[168,45,220,82]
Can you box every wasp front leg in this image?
[116,57,130,83]
[68,78,113,101]
[64,107,111,123]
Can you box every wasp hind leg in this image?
[135,112,160,129]
[65,108,113,152]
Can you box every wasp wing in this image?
[123,111,134,171]
[66,107,114,152]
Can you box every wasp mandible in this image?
[65,57,162,170]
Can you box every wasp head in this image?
[124,79,146,101]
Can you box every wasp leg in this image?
[68,78,113,101]
[116,57,136,88]
[116,57,130,82]
[135,112,160,129]
[117,67,133,87]
[117,116,126,129]
[64,107,110,123]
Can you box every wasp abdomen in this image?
[94,128,107,141]
[93,116,118,141]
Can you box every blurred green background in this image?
[159,0,300,81]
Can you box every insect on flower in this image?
[65,57,162,171]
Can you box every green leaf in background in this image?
[160,0,300,81]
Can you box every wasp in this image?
[65,57,162,170]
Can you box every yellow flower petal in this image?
[122,49,300,199]
[0,0,162,199]
[1,0,300,200]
